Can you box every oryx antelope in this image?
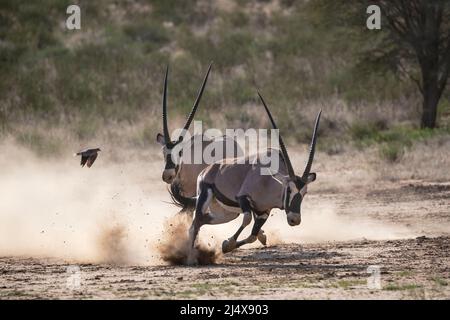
[188,92,321,255]
[156,64,242,212]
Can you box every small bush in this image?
[379,142,404,163]
[349,120,386,142]
[349,123,450,159]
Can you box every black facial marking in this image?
[164,140,182,171]
[288,193,302,213]
[165,140,178,149]
[164,152,176,170]
[294,177,306,190]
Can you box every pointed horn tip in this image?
[315,109,323,128]
[256,91,266,106]
[316,109,323,120]
[204,62,213,76]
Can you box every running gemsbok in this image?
[156,64,242,212]
[188,92,322,256]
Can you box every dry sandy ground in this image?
[1,169,449,299]
[0,236,449,299]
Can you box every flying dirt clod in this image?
[75,148,101,168]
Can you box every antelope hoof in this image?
[222,238,237,253]
[257,230,267,246]
[186,250,197,265]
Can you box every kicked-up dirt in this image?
[1,178,449,299]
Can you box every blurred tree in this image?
[311,0,450,128]
[379,0,450,128]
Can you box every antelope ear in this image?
[156,133,166,145]
[306,172,316,183]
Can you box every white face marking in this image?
[161,145,169,158]
[288,181,299,203]
[300,185,307,197]
[286,182,308,204]
[289,191,295,203]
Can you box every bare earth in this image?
[1,179,449,300]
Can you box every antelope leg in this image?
[232,211,252,240]
[222,211,252,253]
[257,229,267,246]
[188,183,212,249]
[187,217,202,265]
[235,213,268,249]
[253,212,267,245]
[222,196,253,253]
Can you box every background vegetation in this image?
[0,0,449,161]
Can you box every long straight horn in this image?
[257,92,296,181]
[162,65,170,142]
[181,62,213,135]
[301,110,322,182]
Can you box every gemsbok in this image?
[156,64,242,212]
[188,92,321,256]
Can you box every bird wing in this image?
[86,153,98,168]
[80,154,88,167]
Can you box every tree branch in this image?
[398,59,424,94]
[380,1,425,57]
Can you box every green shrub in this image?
[379,142,404,162]
[349,121,383,142]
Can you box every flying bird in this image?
[75,148,101,168]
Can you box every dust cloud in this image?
[195,202,415,253]
[0,141,417,266]
[156,213,220,265]
[0,141,174,265]
[262,203,416,245]
[97,223,129,265]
